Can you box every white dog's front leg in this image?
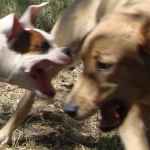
[0,90,35,148]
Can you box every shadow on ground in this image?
[0,110,124,150]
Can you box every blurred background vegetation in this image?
[0,0,68,32]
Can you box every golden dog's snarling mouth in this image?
[100,100,128,132]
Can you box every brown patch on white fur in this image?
[12,29,50,54]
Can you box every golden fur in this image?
[57,0,150,149]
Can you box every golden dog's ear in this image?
[139,20,150,55]
[118,3,150,55]
[117,2,150,16]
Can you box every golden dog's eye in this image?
[97,62,111,71]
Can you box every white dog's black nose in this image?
[63,48,71,57]
[64,103,78,118]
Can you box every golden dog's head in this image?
[64,4,150,132]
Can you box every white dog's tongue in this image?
[22,51,71,98]
[17,47,72,98]
[28,59,58,98]
[30,68,55,97]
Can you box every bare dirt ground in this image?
[0,62,123,150]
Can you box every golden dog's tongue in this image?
[100,102,121,127]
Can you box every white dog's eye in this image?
[96,62,111,71]
[42,41,51,50]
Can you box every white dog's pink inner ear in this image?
[12,29,50,54]
[19,2,49,28]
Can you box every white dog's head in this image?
[0,2,72,99]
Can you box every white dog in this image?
[0,2,72,147]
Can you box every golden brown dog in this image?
[62,0,150,150]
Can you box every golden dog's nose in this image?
[64,103,78,118]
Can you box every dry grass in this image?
[0,0,124,149]
[0,62,124,150]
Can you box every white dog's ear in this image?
[19,2,49,28]
[0,13,24,42]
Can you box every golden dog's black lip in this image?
[100,99,127,132]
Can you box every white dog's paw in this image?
[0,131,12,149]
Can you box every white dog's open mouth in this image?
[29,60,58,98]
[18,47,72,99]
[26,51,72,99]
[100,100,127,132]
[29,58,71,99]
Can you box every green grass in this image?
[0,0,68,32]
